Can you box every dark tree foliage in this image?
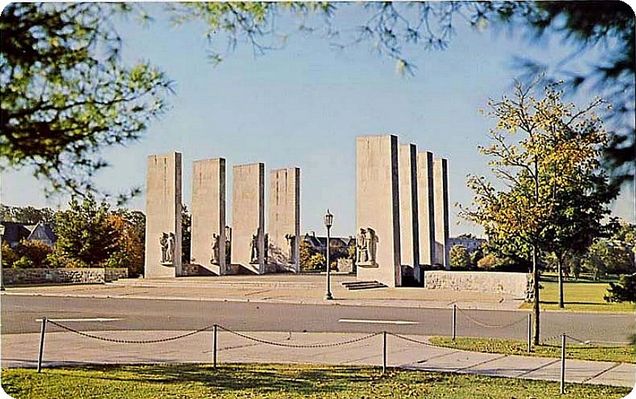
[52,195,119,267]
[0,3,173,201]
[0,204,56,225]
[168,1,636,183]
[504,1,635,184]
[605,273,636,303]
[1,2,632,199]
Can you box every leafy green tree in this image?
[1,3,172,200]
[462,81,617,342]
[52,195,118,267]
[107,210,145,277]
[605,274,636,303]
[449,245,471,269]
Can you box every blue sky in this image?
[3,3,634,237]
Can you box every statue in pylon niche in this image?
[285,233,296,263]
[356,227,378,267]
[250,231,259,264]
[160,232,175,265]
[211,233,220,265]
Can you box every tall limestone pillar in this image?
[398,143,420,281]
[232,163,265,274]
[145,152,182,278]
[433,157,449,269]
[191,158,226,275]
[355,135,402,287]
[417,151,436,274]
[268,167,300,273]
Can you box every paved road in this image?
[2,295,634,343]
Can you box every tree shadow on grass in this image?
[39,363,385,395]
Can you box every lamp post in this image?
[0,224,4,291]
[324,209,333,300]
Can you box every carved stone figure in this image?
[225,226,232,265]
[356,227,378,266]
[211,233,220,265]
[285,234,296,263]
[160,232,169,264]
[166,232,175,263]
[161,231,175,264]
[250,232,259,264]
[356,228,369,263]
[366,228,378,265]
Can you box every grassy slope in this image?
[429,337,635,363]
[1,364,630,399]
[520,280,636,312]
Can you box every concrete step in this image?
[341,281,387,290]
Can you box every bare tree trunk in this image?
[533,245,540,346]
[557,254,564,308]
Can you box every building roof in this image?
[1,221,55,246]
[302,233,354,248]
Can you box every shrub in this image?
[13,256,34,269]
[1,242,18,267]
[15,239,53,268]
[604,273,636,303]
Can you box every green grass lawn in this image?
[520,280,636,312]
[429,337,636,364]
[1,364,629,399]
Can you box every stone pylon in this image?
[191,158,226,275]
[268,167,301,273]
[355,135,402,287]
[433,157,449,269]
[417,150,436,277]
[399,143,420,281]
[232,163,265,274]
[145,152,182,278]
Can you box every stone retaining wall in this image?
[3,268,128,285]
[424,270,529,297]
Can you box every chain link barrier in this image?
[456,307,528,329]
[45,320,628,352]
[47,320,216,344]
[388,332,437,347]
[217,326,381,348]
[564,334,630,350]
[46,320,380,348]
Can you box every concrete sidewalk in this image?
[4,274,524,310]
[2,329,633,388]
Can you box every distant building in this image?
[1,221,56,248]
[448,234,486,253]
[302,231,354,253]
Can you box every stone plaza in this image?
[144,134,450,288]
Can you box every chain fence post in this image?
[452,304,457,341]
[560,333,566,394]
[382,331,387,375]
[213,324,218,369]
[527,314,532,352]
[37,317,47,373]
